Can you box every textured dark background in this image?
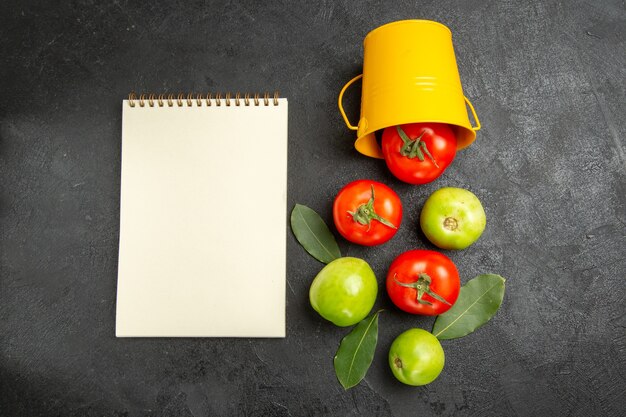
[1,0,625,416]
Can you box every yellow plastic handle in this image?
[338,74,363,131]
[464,96,481,131]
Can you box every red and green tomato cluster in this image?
[309,123,486,386]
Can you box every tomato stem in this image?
[347,185,397,230]
[393,273,451,306]
[396,126,440,168]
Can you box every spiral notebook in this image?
[116,92,288,337]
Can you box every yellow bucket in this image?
[338,20,481,159]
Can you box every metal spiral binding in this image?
[128,91,280,107]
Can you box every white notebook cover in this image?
[116,98,288,337]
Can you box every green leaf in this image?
[290,204,341,264]
[334,311,381,389]
[432,274,506,340]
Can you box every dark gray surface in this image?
[1,0,625,416]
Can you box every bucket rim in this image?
[358,119,474,135]
[364,20,451,43]
[357,120,476,150]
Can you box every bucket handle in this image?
[338,74,363,131]
[464,96,481,131]
[340,74,481,133]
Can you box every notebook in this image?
[116,92,288,337]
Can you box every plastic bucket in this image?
[338,20,481,159]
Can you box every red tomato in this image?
[333,180,402,246]
[381,123,457,185]
[386,250,460,315]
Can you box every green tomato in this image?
[309,257,377,327]
[420,187,486,250]
[389,328,445,386]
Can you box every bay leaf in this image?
[290,204,341,264]
[334,311,381,390]
[432,274,505,340]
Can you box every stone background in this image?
[1,0,625,415]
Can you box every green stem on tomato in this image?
[347,185,397,231]
[396,126,440,168]
[394,273,451,306]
